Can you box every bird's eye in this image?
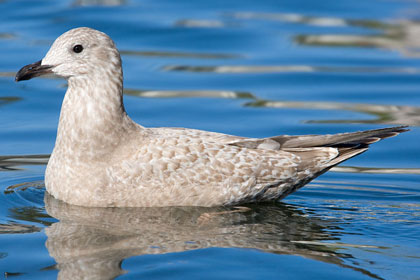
[73,44,83,53]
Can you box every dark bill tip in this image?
[15,60,53,82]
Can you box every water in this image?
[0,0,419,279]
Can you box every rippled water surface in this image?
[1,0,419,279]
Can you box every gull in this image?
[15,27,408,207]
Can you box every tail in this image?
[233,126,409,166]
[278,126,409,166]
[232,126,409,201]
[274,125,409,148]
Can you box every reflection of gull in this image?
[246,100,420,126]
[15,27,407,207]
[44,193,383,280]
[0,223,40,234]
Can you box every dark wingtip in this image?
[377,125,410,138]
[343,126,409,150]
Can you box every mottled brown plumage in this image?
[16,27,408,207]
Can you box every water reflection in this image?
[124,89,255,99]
[0,96,21,108]
[0,72,16,78]
[163,65,420,74]
[175,19,228,28]
[0,223,41,234]
[43,194,382,280]
[295,20,420,57]
[120,50,238,59]
[331,166,420,175]
[163,65,316,73]
[231,11,393,29]
[1,182,47,234]
[246,100,420,126]
[123,87,420,127]
[230,11,420,57]
[0,154,49,171]
[72,0,126,6]
[0,33,15,39]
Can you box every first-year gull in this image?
[15,27,408,207]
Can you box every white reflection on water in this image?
[120,50,239,59]
[163,65,420,74]
[331,166,420,175]
[73,0,126,6]
[175,19,228,28]
[230,11,420,57]
[124,88,420,127]
[231,12,349,27]
[246,100,420,126]
[295,19,420,58]
[124,89,254,99]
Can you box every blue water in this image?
[1,0,419,279]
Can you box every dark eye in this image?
[73,44,83,53]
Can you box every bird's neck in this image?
[54,75,139,160]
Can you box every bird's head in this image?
[16,27,122,82]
